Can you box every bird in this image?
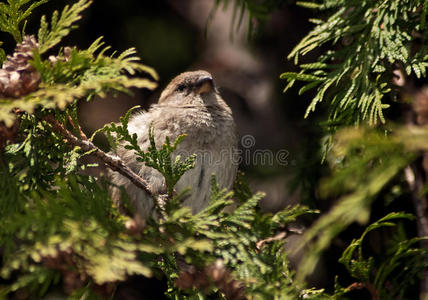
[109,70,238,220]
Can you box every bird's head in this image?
[158,70,219,107]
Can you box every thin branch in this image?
[405,166,428,238]
[256,232,287,250]
[43,114,154,197]
[68,115,87,140]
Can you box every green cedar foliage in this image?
[0,0,157,127]
[278,1,428,294]
[0,0,48,43]
[218,0,428,298]
[282,0,428,126]
[337,212,428,299]
[278,0,428,298]
[293,127,420,282]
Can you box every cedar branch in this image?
[43,114,154,197]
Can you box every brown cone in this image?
[0,35,41,98]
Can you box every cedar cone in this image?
[0,35,41,98]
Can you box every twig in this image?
[43,114,154,197]
[68,115,87,140]
[256,231,287,250]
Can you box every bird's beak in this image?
[195,76,213,95]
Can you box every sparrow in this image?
[109,70,238,219]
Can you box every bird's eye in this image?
[176,84,186,92]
